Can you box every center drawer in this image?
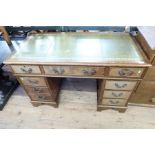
[105,80,137,91]
[43,66,105,76]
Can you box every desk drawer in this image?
[109,67,144,78]
[43,66,105,76]
[24,86,50,94]
[30,93,53,101]
[105,80,137,90]
[11,65,41,74]
[102,98,127,106]
[19,77,47,87]
[103,90,132,99]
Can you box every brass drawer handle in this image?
[82,69,96,75]
[112,92,123,97]
[118,68,134,77]
[52,68,65,75]
[115,83,127,88]
[27,79,39,84]
[20,66,33,73]
[109,100,119,104]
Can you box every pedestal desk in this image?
[4,32,150,112]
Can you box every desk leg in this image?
[97,106,127,113]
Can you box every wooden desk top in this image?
[5,32,150,66]
[137,26,155,50]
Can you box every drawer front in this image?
[105,80,137,90]
[103,90,132,99]
[24,86,50,94]
[109,67,144,78]
[43,66,105,76]
[11,65,41,74]
[19,77,47,86]
[30,93,53,101]
[102,99,127,106]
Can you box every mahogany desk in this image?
[4,32,150,112]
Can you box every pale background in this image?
[0,0,155,155]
